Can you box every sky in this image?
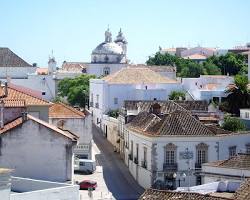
[0,0,250,67]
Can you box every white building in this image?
[89,67,182,130]
[0,169,79,200]
[49,102,92,159]
[0,113,78,182]
[122,103,250,189]
[202,153,250,184]
[182,75,234,102]
[0,48,36,78]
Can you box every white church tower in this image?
[114,28,128,55]
[48,55,57,74]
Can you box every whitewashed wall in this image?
[0,119,75,182]
[0,67,36,79]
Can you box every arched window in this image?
[104,55,109,63]
[196,143,208,168]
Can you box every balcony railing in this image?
[95,103,99,109]
[134,157,138,164]
[129,154,133,161]
[195,162,202,169]
[163,163,178,171]
[141,160,147,169]
[89,102,93,107]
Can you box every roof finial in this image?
[105,26,112,42]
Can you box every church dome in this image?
[92,42,123,55]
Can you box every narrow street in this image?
[74,125,144,200]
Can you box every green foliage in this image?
[146,51,247,77]
[205,53,247,75]
[169,91,186,100]
[107,109,119,118]
[224,75,250,116]
[58,74,96,107]
[222,116,246,132]
[203,62,221,75]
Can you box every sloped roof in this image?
[0,48,32,67]
[183,53,208,60]
[36,68,48,75]
[123,100,207,113]
[0,114,78,141]
[130,64,176,72]
[139,189,230,200]
[204,153,250,170]
[128,110,223,136]
[49,102,86,118]
[233,179,250,200]
[61,62,87,72]
[102,67,178,84]
[0,84,50,106]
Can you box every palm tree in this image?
[225,75,250,116]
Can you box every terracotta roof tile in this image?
[204,153,250,170]
[234,178,250,200]
[36,68,48,75]
[183,53,208,60]
[61,62,87,72]
[0,84,50,106]
[49,103,85,118]
[139,189,231,200]
[128,110,224,136]
[102,67,178,84]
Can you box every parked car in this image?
[78,180,97,190]
[74,159,96,174]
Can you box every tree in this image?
[169,91,186,100]
[146,52,176,66]
[225,75,250,115]
[222,116,246,132]
[57,74,96,107]
[203,62,221,75]
[205,53,247,75]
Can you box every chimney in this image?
[0,100,4,129]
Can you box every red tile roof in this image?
[0,84,50,106]
[49,103,86,118]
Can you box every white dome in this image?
[92,42,123,55]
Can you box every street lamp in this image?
[173,172,187,187]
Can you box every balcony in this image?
[195,162,202,169]
[129,154,133,161]
[89,102,93,107]
[95,103,99,109]
[134,157,138,164]
[163,163,178,171]
[141,160,147,169]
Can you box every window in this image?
[42,92,46,95]
[79,162,85,166]
[246,144,250,154]
[114,98,118,105]
[143,147,147,162]
[245,112,249,119]
[229,146,237,158]
[103,67,110,75]
[130,141,134,158]
[165,143,177,164]
[136,144,139,159]
[91,93,93,103]
[196,143,208,165]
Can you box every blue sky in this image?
[0,0,250,67]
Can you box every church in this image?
[60,28,129,77]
